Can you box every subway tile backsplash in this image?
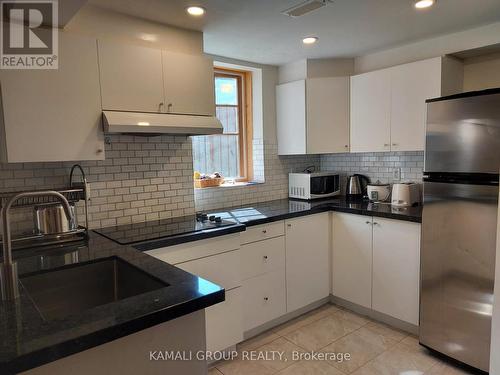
[320,151,424,192]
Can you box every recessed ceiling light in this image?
[414,0,435,9]
[302,36,318,45]
[186,6,205,16]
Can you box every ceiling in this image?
[89,0,500,66]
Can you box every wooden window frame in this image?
[214,67,253,182]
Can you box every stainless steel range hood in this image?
[102,111,223,135]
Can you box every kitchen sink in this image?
[20,257,168,321]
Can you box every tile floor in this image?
[209,303,483,375]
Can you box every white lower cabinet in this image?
[285,213,330,312]
[241,269,286,331]
[332,213,373,308]
[332,212,421,325]
[372,218,421,325]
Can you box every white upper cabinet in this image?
[276,78,350,155]
[307,77,350,154]
[350,57,462,153]
[98,41,215,116]
[390,58,441,151]
[276,80,307,155]
[98,40,165,113]
[162,51,215,116]
[0,32,104,163]
[350,68,392,153]
[285,213,330,312]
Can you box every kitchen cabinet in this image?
[162,50,215,116]
[372,218,420,325]
[332,213,373,308]
[285,213,330,312]
[332,212,421,325]
[146,234,243,352]
[276,78,350,155]
[98,40,165,113]
[0,32,104,163]
[350,56,462,152]
[350,69,392,153]
[98,40,215,116]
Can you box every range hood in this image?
[102,111,223,135]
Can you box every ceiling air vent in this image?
[282,0,332,18]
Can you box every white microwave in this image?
[289,172,340,200]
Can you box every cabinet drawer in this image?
[145,234,239,265]
[241,237,285,280]
[206,288,243,352]
[176,249,241,290]
[240,221,285,245]
[241,269,286,331]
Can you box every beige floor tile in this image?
[364,321,408,342]
[277,360,346,375]
[322,327,398,373]
[257,337,305,372]
[400,335,421,350]
[238,330,281,351]
[425,361,482,375]
[284,314,362,351]
[353,342,438,375]
[209,368,224,375]
[335,309,372,326]
[273,304,340,336]
[216,358,275,375]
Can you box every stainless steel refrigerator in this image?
[420,88,500,372]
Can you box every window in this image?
[192,67,253,182]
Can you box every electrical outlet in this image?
[392,167,401,181]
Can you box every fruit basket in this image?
[194,177,224,188]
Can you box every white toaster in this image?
[391,183,420,207]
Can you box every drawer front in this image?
[241,237,285,280]
[241,269,286,331]
[240,221,285,245]
[145,234,239,265]
[206,287,243,352]
[176,249,241,290]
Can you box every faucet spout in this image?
[1,191,74,300]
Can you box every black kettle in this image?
[346,174,370,199]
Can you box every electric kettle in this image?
[346,174,370,199]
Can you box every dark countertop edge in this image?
[242,205,421,227]
[1,290,224,374]
[131,223,246,251]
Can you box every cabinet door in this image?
[390,58,441,151]
[332,213,373,308]
[276,80,306,155]
[162,51,215,116]
[98,40,164,112]
[285,213,330,312]
[307,77,350,154]
[0,33,104,162]
[350,69,391,152]
[372,218,421,325]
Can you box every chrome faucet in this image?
[1,191,74,300]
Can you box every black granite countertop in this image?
[207,197,422,226]
[0,232,225,374]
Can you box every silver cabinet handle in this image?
[384,143,390,147]
[344,145,348,148]
[392,143,398,146]
[262,229,267,234]
[96,149,103,154]
[366,221,371,224]
[287,223,292,228]
[158,102,164,112]
[264,297,269,301]
[167,103,173,112]
[263,255,268,260]
[373,222,379,225]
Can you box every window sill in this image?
[194,181,264,190]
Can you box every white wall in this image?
[355,21,500,73]
[463,52,500,91]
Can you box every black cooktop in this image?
[93,213,237,245]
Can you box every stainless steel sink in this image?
[20,257,168,320]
